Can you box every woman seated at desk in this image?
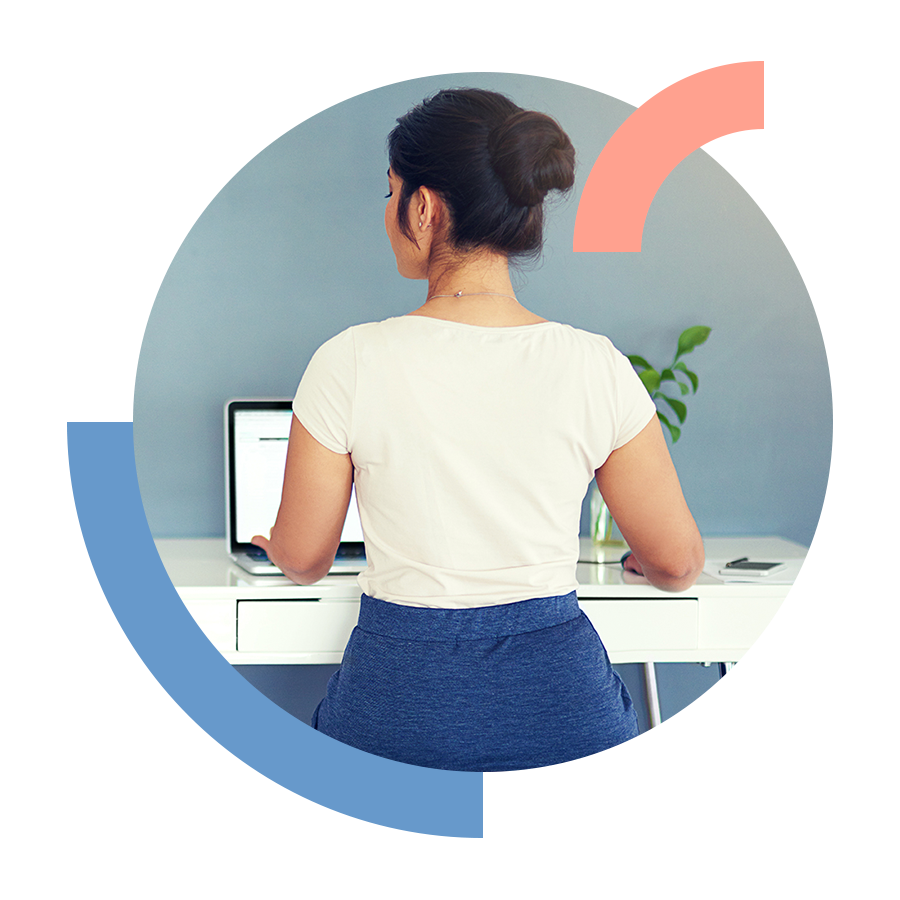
[252,87,703,771]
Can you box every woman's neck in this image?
[408,250,546,327]
[425,254,517,304]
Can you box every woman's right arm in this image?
[594,416,704,592]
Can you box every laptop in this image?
[225,398,366,576]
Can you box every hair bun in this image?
[488,110,576,207]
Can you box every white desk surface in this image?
[155,536,807,666]
[156,536,806,591]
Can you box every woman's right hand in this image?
[596,416,704,592]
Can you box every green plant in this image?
[627,326,711,443]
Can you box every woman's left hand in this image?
[622,551,646,577]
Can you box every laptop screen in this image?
[227,400,363,549]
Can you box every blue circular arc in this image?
[67,422,482,838]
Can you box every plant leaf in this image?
[659,367,677,383]
[627,354,653,370]
[673,361,699,393]
[659,394,688,424]
[657,411,681,443]
[675,326,711,361]
[638,368,661,394]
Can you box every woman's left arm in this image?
[251,414,354,584]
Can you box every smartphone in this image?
[718,560,786,577]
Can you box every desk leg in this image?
[719,663,749,772]
[643,662,662,728]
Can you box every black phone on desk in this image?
[718,559,786,577]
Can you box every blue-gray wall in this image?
[134,72,831,546]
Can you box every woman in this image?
[252,88,704,771]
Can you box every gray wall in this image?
[134,72,831,547]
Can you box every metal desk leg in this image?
[719,663,749,772]
[643,662,662,728]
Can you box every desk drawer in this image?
[700,597,832,649]
[237,600,359,653]
[579,599,697,651]
[236,598,698,655]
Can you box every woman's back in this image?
[294,315,655,607]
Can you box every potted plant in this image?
[590,325,711,544]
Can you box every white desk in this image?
[156,536,805,725]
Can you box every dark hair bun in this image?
[388,88,576,259]
[488,111,576,208]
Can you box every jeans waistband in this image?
[356,591,581,641]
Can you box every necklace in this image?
[426,290,518,302]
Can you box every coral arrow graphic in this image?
[573,62,763,253]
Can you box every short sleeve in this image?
[610,342,657,450]
[292,328,356,454]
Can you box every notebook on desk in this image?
[225,398,366,576]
